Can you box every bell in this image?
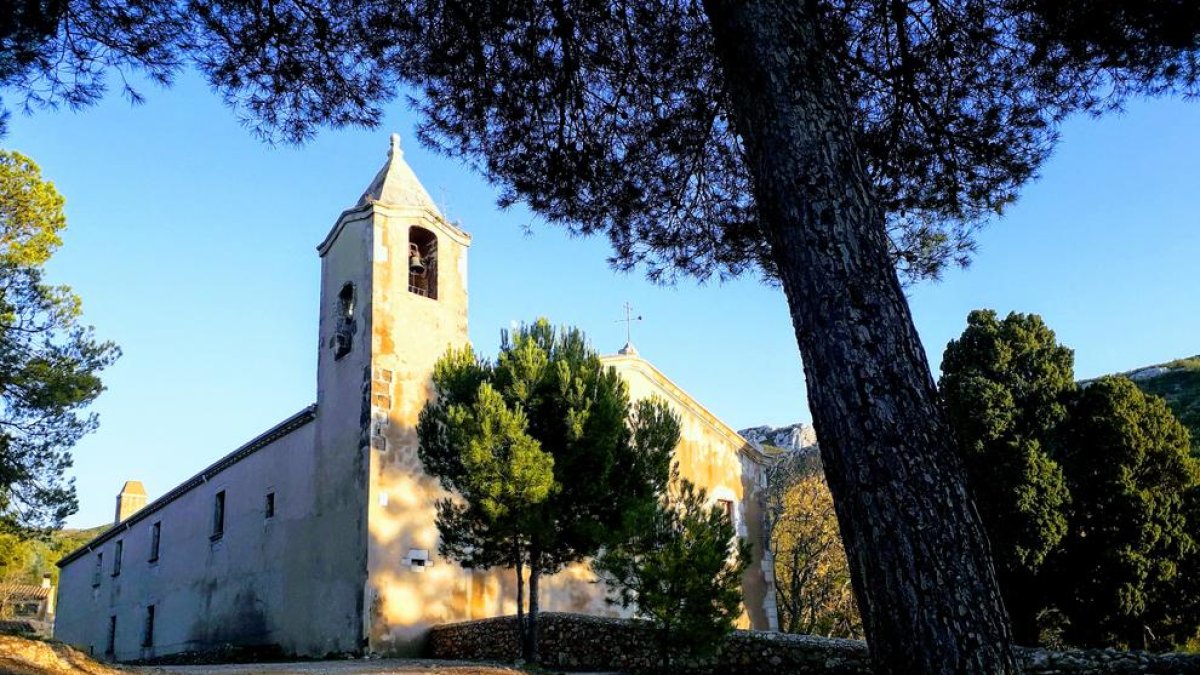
[408,243,426,275]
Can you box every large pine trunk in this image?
[701,1,1017,673]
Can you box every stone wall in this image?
[427,613,1200,674]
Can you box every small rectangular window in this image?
[211,490,226,540]
[112,541,123,576]
[265,492,275,519]
[718,499,734,524]
[142,605,155,648]
[92,553,103,587]
[106,615,116,655]
[149,522,161,562]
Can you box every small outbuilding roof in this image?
[0,584,53,601]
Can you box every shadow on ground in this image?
[0,636,581,675]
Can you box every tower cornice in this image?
[316,203,471,257]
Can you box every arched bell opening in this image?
[408,227,438,300]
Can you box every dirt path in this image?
[0,638,554,675]
[1,637,620,675]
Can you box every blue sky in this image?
[5,74,1198,528]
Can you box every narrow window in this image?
[265,492,275,519]
[106,615,117,656]
[338,282,355,319]
[149,522,160,562]
[211,490,226,540]
[333,282,355,359]
[92,553,103,587]
[407,227,438,299]
[112,541,123,576]
[142,605,155,648]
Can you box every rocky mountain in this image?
[738,422,818,454]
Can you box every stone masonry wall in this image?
[428,613,1200,674]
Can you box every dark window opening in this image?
[211,490,226,540]
[112,541,123,577]
[14,602,39,616]
[338,282,355,319]
[149,522,160,562]
[106,616,116,656]
[265,492,275,519]
[718,499,734,525]
[408,227,438,299]
[92,553,103,587]
[142,605,155,648]
[333,282,355,359]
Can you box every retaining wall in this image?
[427,613,1200,674]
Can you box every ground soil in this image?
[0,635,550,675]
[152,661,535,675]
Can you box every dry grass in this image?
[0,635,124,675]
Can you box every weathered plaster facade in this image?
[599,353,777,630]
[52,408,362,661]
[55,136,777,660]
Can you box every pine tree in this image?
[594,475,749,672]
[418,319,678,662]
[0,150,119,532]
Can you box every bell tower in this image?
[315,133,470,411]
[313,133,470,442]
[314,134,476,655]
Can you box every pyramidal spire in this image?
[357,133,440,214]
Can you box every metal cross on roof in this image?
[616,302,643,354]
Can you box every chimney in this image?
[114,480,148,524]
[41,573,51,589]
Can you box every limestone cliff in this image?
[738,423,818,454]
[745,354,1200,456]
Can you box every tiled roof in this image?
[0,584,52,600]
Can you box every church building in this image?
[54,136,779,660]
